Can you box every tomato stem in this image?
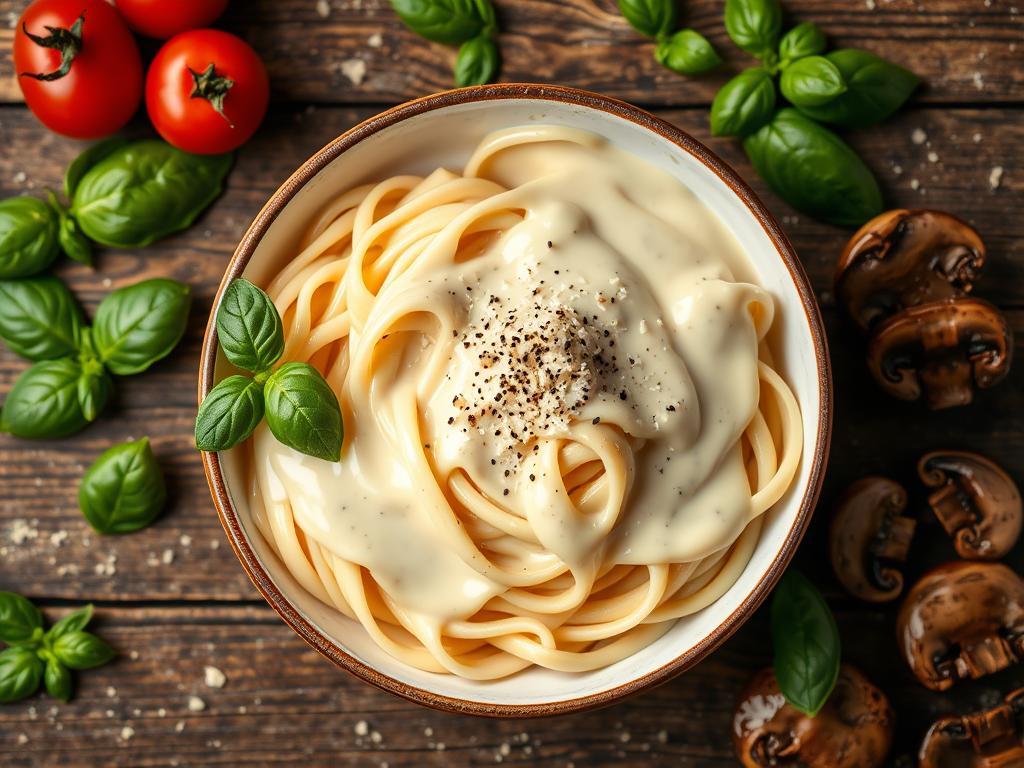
[189,63,236,128]
[19,12,85,82]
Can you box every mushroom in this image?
[829,477,917,602]
[733,664,894,767]
[918,686,1024,767]
[836,209,985,332]
[866,297,1013,410]
[896,561,1024,691]
[919,450,1022,560]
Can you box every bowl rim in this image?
[199,83,833,718]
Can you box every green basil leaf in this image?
[724,0,782,58]
[194,375,266,452]
[655,29,722,75]
[0,358,87,439]
[390,0,486,44]
[264,362,343,462]
[474,0,497,36]
[617,0,676,38]
[46,190,92,267]
[79,437,166,535]
[92,278,191,375]
[711,68,776,137]
[454,35,500,86]
[771,570,841,716]
[64,137,130,200]
[796,49,920,128]
[778,21,826,62]
[76,359,113,423]
[743,108,883,227]
[0,197,60,279]
[52,630,115,670]
[780,55,847,107]
[46,604,94,643]
[70,141,232,248]
[216,278,284,374]
[0,647,43,703]
[44,657,71,702]
[0,592,43,644]
[0,277,84,361]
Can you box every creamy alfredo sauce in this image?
[255,127,773,628]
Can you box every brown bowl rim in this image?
[199,83,833,718]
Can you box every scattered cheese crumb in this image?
[973,71,985,90]
[162,548,175,565]
[179,535,192,547]
[892,164,903,175]
[340,58,367,86]
[368,33,383,48]
[499,743,511,756]
[175,721,186,733]
[49,530,68,547]
[910,179,921,190]
[129,650,139,660]
[210,539,220,550]
[13,171,27,184]
[370,730,383,744]
[424,727,434,737]
[927,151,939,163]
[354,720,369,736]
[106,686,117,698]
[9,519,39,545]
[989,166,1004,190]
[315,0,330,18]
[204,666,227,689]
[101,278,112,288]
[865,0,876,7]
[157,708,167,717]
[656,730,668,744]
[435,742,446,751]
[620,731,631,743]
[120,726,135,742]
[94,552,117,576]
[17,734,28,745]
[973,132,983,143]
[911,128,927,145]
[188,696,206,712]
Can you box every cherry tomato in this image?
[146,30,269,155]
[13,0,143,139]
[114,0,229,40]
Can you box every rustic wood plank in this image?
[0,0,1020,106]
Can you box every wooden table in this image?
[0,1,1021,765]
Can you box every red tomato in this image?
[13,0,143,139]
[114,0,229,40]
[146,30,269,154]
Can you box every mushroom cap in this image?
[896,561,1024,691]
[918,686,1024,767]
[829,477,916,602]
[919,450,1022,560]
[732,664,894,768]
[836,209,985,332]
[866,297,1013,410]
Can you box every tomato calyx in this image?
[20,12,85,82]
[189,63,236,127]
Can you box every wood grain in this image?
[0,0,1020,106]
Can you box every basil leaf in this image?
[70,141,232,248]
[0,358,87,439]
[79,437,166,535]
[76,359,113,423]
[46,604,94,643]
[64,137,130,200]
[0,592,43,645]
[0,647,43,703]
[454,35,500,86]
[0,277,84,361]
[216,278,284,374]
[778,21,825,62]
[617,0,676,38]
[390,0,486,44]
[655,29,722,75]
[771,570,840,716]
[711,68,776,137]
[474,0,497,36]
[44,657,71,702]
[52,630,115,670]
[264,362,343,462]
[724,0,782,58]
[47,191,94,268]
[743,108,883,227]
[796,49,920,128]
[92,278,191,375]
[0,197,60,279]
[780,55,847,107]
[194,375,266,452]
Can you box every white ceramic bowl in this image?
[200,84,832,716]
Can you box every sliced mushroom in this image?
[829,477,916,602]
[733,664,894,767]
[918,686,1024,767]
[919,450,1022,560]
[866,298,1013,410]
[897,561,1024,691]
[836,209,985,332]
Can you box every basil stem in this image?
[264,362,344,462]
[216,278,284,374]
[0,277,85,361]
[79,438,167,535]
[0,197,60,279]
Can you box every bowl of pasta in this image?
[199,84,831,716]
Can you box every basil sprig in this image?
[79,437,167,534]
[390,0,502,86]
[196,279,344,461]
[771,571,840,717]
[0,594,114,703]
[617,0,720,76]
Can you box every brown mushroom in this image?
[732,664,894,767]
[866,297,1013,410]
[918,686,1024,767]
[896,561,1024,691]
[829,477,917,602]
[919,450,1022,560]
[836,209,985,332]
